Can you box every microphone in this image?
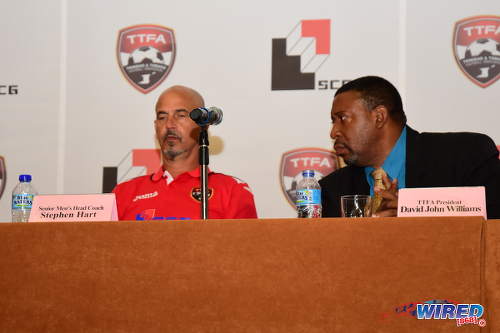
[190,107,223,126]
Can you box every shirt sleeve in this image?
[320,181,341,218]
[465,134,500,219]
[112,183,130,221]
[224,178,258,219]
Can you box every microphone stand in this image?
[198,126,209,220]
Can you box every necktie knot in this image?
[371,168,387,191]
[371,168,387,213]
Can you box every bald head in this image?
[156,85,204,111]
[154,85,205,164]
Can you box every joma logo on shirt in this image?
[132,191,158,202]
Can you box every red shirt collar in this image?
[151,166,213,182]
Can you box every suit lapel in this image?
[352,167,370,194]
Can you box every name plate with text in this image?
[29,194,118,222]
[397,187,486,219]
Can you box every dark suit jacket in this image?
[320,126,500,219]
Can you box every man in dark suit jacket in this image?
[320,76,500,219]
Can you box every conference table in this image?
[0,217,498,332]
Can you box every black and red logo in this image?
[280,148,339,207]
[117,24,176,94]
[272,20,331,90]
[102,149,161,193]
[453,16,500,88]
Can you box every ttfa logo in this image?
[280,148,339,208]
[271,20,331,90]
[117,24,176,94]
[453,15,500,88]
[102,149,161,193]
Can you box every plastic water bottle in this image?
[296,170,322,218]
[12,174,38,222]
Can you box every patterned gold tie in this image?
[371,168,387,214]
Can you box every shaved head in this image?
[154,85,205,163]
[156,85,204,111]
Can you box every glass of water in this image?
[341,195,372,218]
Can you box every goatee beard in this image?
[165,149,186,161]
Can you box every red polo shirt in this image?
[112,167,258,220]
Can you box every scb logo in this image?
[271,19,350,90]
[0,85,18,95]
[102,149,160,193]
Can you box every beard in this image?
[161,129,187,161]
[342,150,360,166]
[335,131,374,167]
[335,141,360,166]
[164,148,187,160]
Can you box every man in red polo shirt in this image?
[113,85,257,220]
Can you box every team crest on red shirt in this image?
[280,148,338,208]
[117,24,176,94]
[191,188,214,202]
[453,16,500,88]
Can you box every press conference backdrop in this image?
[0,0,498,221]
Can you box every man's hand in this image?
[373,175,399,217]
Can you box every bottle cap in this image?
[19,174,32,182]
[301,170,315,177]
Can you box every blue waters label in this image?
[296,189,321,205]
[12,194,34,210]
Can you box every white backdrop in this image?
[1,0,498,221]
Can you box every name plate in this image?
[29,194,118,222]
[397,187,486,219]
